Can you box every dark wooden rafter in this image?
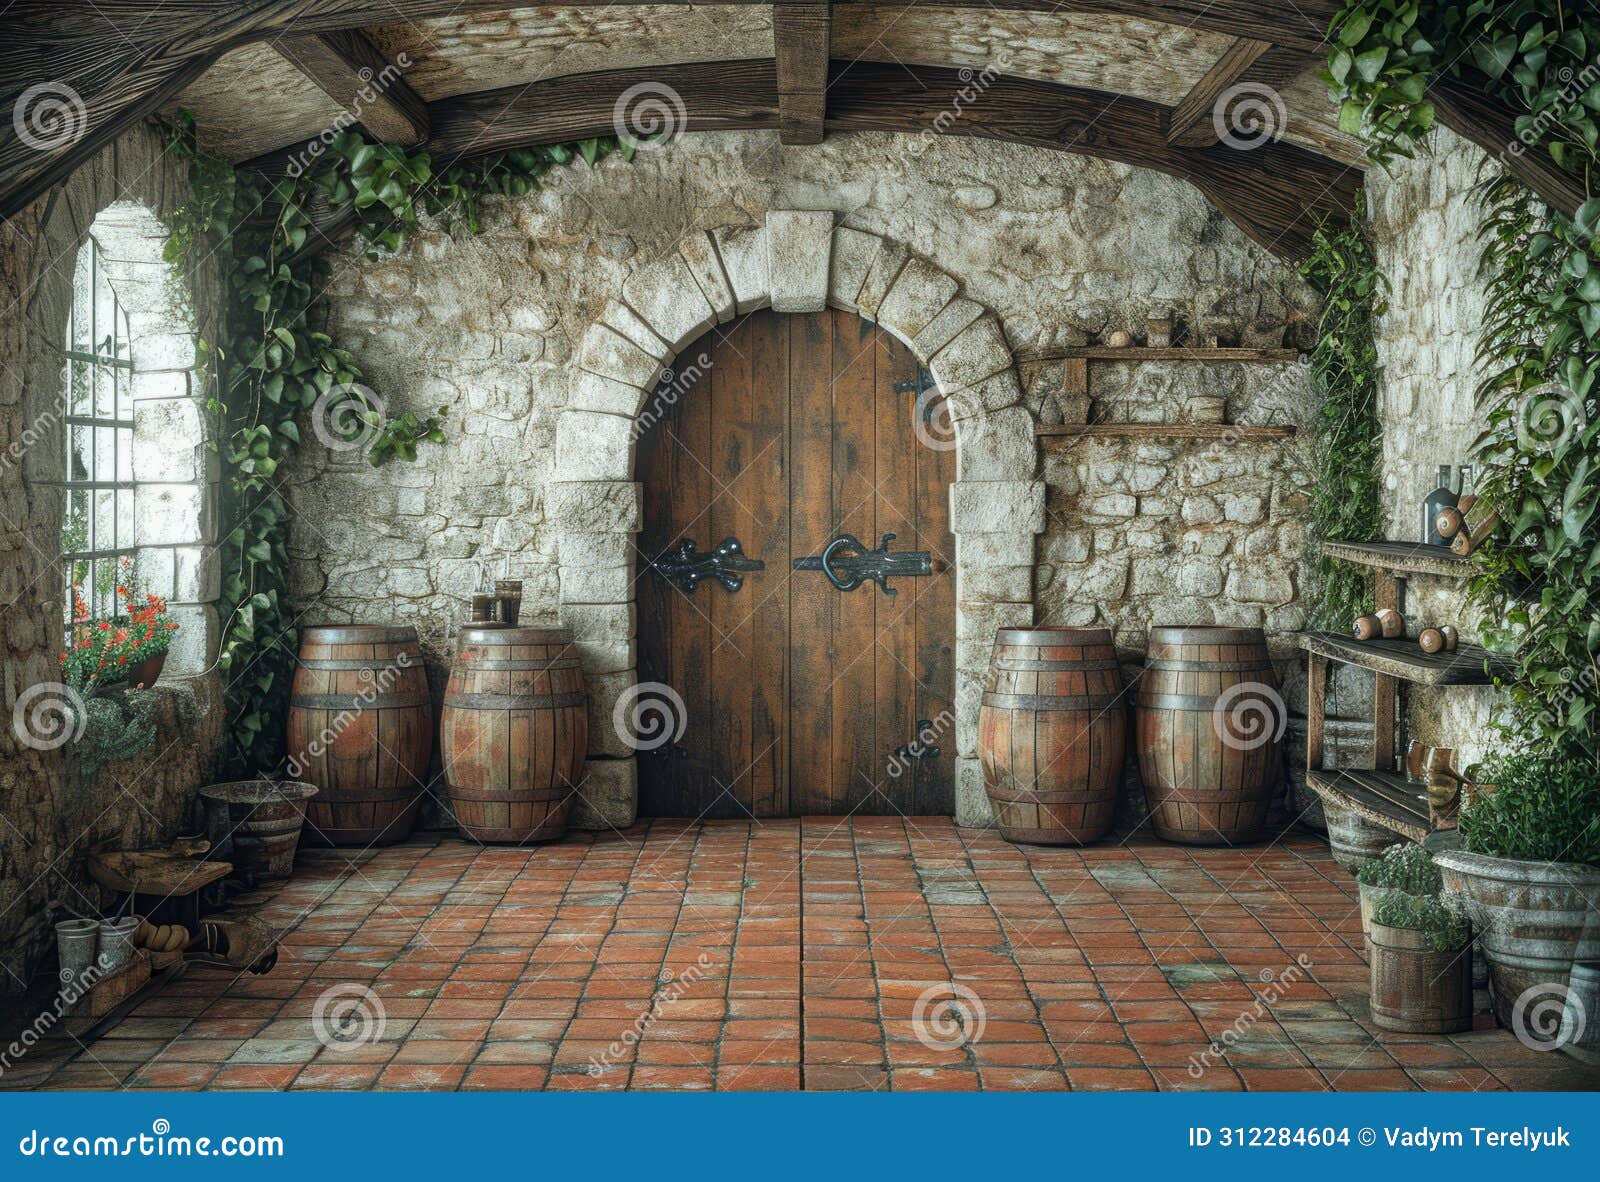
[276,29,428,145]
[775,2,832,145]
[1430,72,1588,216]
[0,0,1573,238]
[1165,38,1315,148]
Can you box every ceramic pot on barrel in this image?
[440,626,588,843]
[287,625,432,846]
[979,627,1127,845]
[1134,625,1283,845]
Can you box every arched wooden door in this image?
[637,308,956,818]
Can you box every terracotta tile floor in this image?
[12,818,1600,1092]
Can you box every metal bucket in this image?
[96,915,138,973]
[200,780,319,880]
[55,918,99,991]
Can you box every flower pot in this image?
[199,780,318,881]
[55,918,99,991]
[1368,921,1473,1034]
[97,915,139,973]
[1433,849,1600,1028]
[124,652,166,689]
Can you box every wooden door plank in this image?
[744,313,792,817]
[831,310,881,815]
[873,322,919,815]
[637,344,715,816]
[911,360,958,815]
[789,311,836,815]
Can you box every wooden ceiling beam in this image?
[1431,72,1587,217]
[1165,38,1314,148]
[276,30,428,145]
[775,2,832,145]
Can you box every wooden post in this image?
[1371,570,1399,772]
[1306,653,1327,773]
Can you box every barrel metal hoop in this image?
[458,659,583,671]
[1143,659,1274,673]
[1137,691,1273,711]
[302,626,419,644]
[442,691,588,710]
[297,658,420,671]
[289,691,432,710]
[980,692,1126,711]
[993,658,1123,672]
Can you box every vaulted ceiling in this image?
[0,2,1577,262]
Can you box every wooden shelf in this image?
[1307,768,1430,843]
[1024,346,1300,363]
[1322,539,1471,580]
[1298,631,1512,685]
[1036,423,1295,443]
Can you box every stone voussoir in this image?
[766,210,834,313]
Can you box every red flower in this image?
[117,656,128,665]
[97,621,110,632]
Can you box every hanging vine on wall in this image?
[162,117,637,775]
[1300,203,1386,631]
[1322,0,1600,767]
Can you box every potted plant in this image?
[1368,892,1474,1033]
[57,572,180,780]
[1433,746,1600,1030]
[1354,843,1442,939]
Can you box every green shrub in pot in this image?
[1353,843,1442,936]
[1372,893,1471,953]
[1435,745,1600,1031]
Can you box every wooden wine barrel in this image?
[1135,625,1282,845]
[440,626,588,843]
[979,627,1128,845]
[288,625,432,846]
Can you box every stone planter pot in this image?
[1561,961,1600,1065]
[1320,796,1395,873]
[1433,849,1600,1029]
[1368,922,1473,1034]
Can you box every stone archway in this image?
[551,211,1043,829]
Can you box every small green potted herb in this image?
[1368,893,1473,1034]
[1353,843,1442,938]
[1434,747,1600,1028]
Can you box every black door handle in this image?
[652,536,765,594]
[793,532,932,597]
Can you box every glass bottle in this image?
[1421,463,1457,546]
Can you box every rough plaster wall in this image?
[1368,125,1499,770]
[0,124,223,993]
[286,129,1321,799]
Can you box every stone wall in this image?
[1367,125,1500,768]
[286,129,1324,826]
[0,123,224,993]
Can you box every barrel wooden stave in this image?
[440,627,588,844]
[979,627,1127,845]
[1134,625,1280,845]
[288,625,432,846]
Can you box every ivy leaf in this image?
[1354,47,1390,84]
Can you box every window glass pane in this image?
[68,423,90,483]
[93,488,115,556]
[94,425,117,482]
[116,489,133,549]
[70,247,92,353]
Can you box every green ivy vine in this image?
[1300,203,1386,631]
[161,117,636,774]
[1323,0,1600,768]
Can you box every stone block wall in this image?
[286,130,1324,827]
[1367,126,1500,767]
[0,124,224,993]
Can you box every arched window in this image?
[62,236,135,628]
